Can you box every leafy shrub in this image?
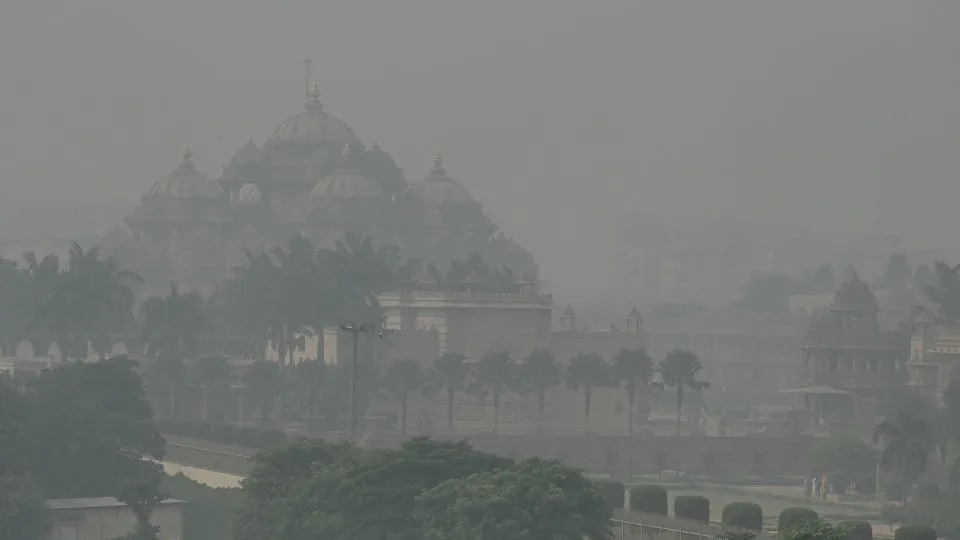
[595,480,625,509]
[778,507,819,533]
[256,429,287,449]
[162,473,242,540]
[854,476,876,495]
[629,484,667,515]
[212,424,235,444]
[840,521,873,540]
[894,525,937,540]
[674,495,709,522]
[722,502,762,530]
[234,427,260,447]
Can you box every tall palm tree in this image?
[383,358,425,437]
[269,235,322,368]
[565,353,611,435]
[244,361,282,428]
[192,356,231,422]
[874,411,933,503]
[140,282,206,416]
[32,243,142,359]
[472,351,519,435]
[659,349,710,437]
[520,350,560,434]
[429,353,469,433]
[612,349,655,439]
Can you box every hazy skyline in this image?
[1,1,958,296]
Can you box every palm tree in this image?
[140,282,206,416]
[565,353,611,435]
[192,356,231,422]
[269,235,321,368]
[244,361,282,428]
[659,349,710,437]
[612,349,655,439]
[429,353,469,433]
[472,351,519,434]
[520,350,560,434]
[874,411,933,503]
[32,243,142,359]
[383,358,425,437]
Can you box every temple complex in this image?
[114,82,535,294]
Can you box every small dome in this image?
[238,183,262,205]
[146,146,223,200]
[265,84,359,150]
[409,154,476,205]
[230,139,266,168]
[310,145,383,200]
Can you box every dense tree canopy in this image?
[414,457,612,540]
[0,358,165,540]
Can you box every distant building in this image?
[115,80,535,295]
[907,309,960,404]
[798,274,907,423]
[45,497,184,540]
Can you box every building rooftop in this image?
[46,497,185,510]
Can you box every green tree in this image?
[875,411,933,503]
[520,349,560,434]
[428,353,469,433]
[471,351,519,434]
[117,461,166,540]
[270,438,512,540]
[0,473,49,540]
[140,282,206,417]
[235,439,357,540]
[243,361,282,428]
[32,243,142,359]
[565,353,611,435]
[414,458,612,540]
[383,358,426,437]
[882,253,912,290]
[924,261,960,324]
[660,349,710,437]
[191,356,231,422]
[268,234,321,368]
[612,348,654,438]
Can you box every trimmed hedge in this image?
[674,495,709,522]
[894,525,937,540]
[629,484,668,515]
[595,480,625,509]
[778,507,819,533]
[841,521,873,540]
[722,502,762,530]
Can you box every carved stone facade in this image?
[117,85,535,293]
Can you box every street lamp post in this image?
[339,321,372,440]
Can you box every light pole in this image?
[339,321,372,440]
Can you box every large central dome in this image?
[265,84,359,151]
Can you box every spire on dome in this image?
[430,153,446,176]
[307,82,323,109]
[178,144,195,171]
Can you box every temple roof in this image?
[309,145,383,200]
[145,147,223,201]
[409,154,476,205]
[265,84,359,150]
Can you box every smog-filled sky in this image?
[0,1,958,292]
